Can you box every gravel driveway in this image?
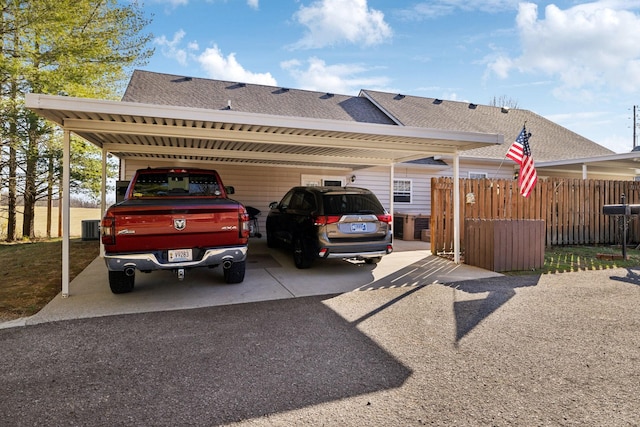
[1,266,639,426]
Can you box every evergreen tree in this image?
[0,0,153,240]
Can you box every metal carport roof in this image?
[25,92,505,296]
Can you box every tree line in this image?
[0,0,153,241]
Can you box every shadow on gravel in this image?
[0,295,411,426]
[444,275,541,342]
[610,267,640,286]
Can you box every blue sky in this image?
[136,0,640,154]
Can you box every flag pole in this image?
[493,121,528,178]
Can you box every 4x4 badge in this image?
[174,219,186,231]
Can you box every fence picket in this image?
[430,177,640,254]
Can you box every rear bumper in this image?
[324,249,390,260]
[319,240,393,260]
[104,245,248,272]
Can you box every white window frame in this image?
[301,174,346,187]
[468,172,488,179]
[393,179,412,203]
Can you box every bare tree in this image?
[489,95,519,109]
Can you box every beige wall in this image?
[118,157,516,229]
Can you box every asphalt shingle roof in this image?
[122,70,615,163]
[360,90,615,162]
[122,70,396,125]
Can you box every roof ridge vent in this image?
[501,106,509,113]
[394,94,405,100]
[469,103,477,109]
[433,99,443,105]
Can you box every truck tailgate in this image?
[106,199,245,252]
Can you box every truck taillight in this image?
[239,210,250,238]
[101,216,116,245]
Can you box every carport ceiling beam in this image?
[63,118,485,154]
[102,143,395,166]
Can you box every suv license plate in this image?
[351,223,367,232]
[168,249,192,262]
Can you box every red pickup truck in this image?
[101,168,250,294]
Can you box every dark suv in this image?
[266,186,393,268]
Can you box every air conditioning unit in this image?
[81,220,100,241]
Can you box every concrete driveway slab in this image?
[1,239,502,328]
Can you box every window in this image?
[394,179,412,203]
[301,174,346,187]
[131,172,221,197]
[468,172,488,179]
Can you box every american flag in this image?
[506,126,538,198]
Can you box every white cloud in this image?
[290,0,392,49]
[154,30,276,85]
[396,0,521,19]
[247,0,259,10]
[487,1,640,99]
[151,0,189,9]
[154,30,197,66]
[197,45,277,86]
[281,56,391,94]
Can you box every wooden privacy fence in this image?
[430,177,640,254]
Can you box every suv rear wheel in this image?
[293,236,314,269]
[266,229,277,248]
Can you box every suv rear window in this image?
[132,172,222,197]
[323,193,384,215]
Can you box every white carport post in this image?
[389,163,395,218]
[453,150,461,264]
[100,147,108,257]
[61,130,71,297]
[582,164,588,179]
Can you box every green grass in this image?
[0,238,99,321]
[506,245,640,276]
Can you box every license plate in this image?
[351,223,367,232]
[168,248,192,262]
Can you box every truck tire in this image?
[109,271,135,294]
[293,236,313,269]
[224,260,245,284]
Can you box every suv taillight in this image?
[101,216,116,245]
[313,215,342,226]
[377,214,392,224]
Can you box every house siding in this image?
[122,157,516,227]
[123,160,390,232]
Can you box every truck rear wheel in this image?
[109,270,135,294]
[224,260,245,284]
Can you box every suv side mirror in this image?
[269,201,278,209]
[225,186,235,195]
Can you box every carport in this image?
[25,92,503,297]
